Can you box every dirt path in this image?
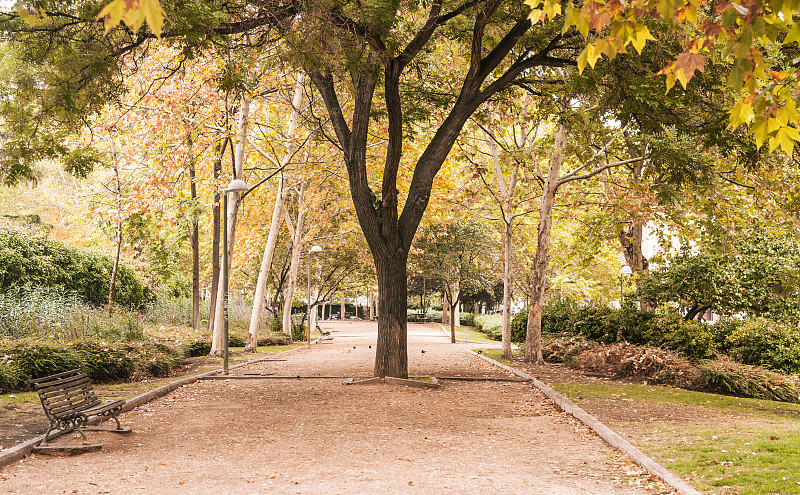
[0,321,667,494]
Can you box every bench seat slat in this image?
[37,374,90,389]
[48,397,102,416]
[40,381,94,398]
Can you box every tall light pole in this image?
[620,265,633,306]
[307,245,323,347]
[222,178,249,375]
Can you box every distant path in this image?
[0,321,660,494]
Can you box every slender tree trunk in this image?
[374,254,408,377]
[340,293,345,320]
[524,121,567,364]
[281,181,308,337]
[107,160,122,318]
[501,216,514,357]
[210,97,249,356]
[368,293,374,320]
[189,133,200,332]
[207,140,224,335]
[448,293,459,344]
[246,174,287,350]
[108,220,122,317]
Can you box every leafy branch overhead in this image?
[527,0,800,155]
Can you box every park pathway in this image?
[0,321,662,494]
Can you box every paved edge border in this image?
[0,344,310,469]
[470,351,702,495]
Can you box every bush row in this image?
[509,303,800,375]
[0,228,148,309]
[0,339,192,393]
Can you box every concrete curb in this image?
[470,351,702,495]
[0,344,308,469]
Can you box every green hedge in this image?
[0,228,148,309]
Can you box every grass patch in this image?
[455,326,498,343]
[658,427,800,495]
[480,349,514,364]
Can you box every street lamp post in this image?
[222,178,249,375]
[307,245,323,347]
[619,265,633,306]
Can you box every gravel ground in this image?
[0,321,667,494]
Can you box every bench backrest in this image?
[28,369,102,417]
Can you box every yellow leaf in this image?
[139,0,166,37]
[751,118,768,148]
[96,0,126,34]
[776,125,800,155]
[585,43,602,69]
[729,100,754,127]
[577,45,589,73]
[768,135,780,152]
[675,68,689,89]
[14,3,36,25]
[630,24,656,54]
[777,98,800,125]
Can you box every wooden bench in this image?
[28,369,131,445]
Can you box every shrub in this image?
[726,318,800,374]
[696,358,800,403]
[657,317,718,359]
[70,341,136,382]
[568,342,701,389]
[257,333,291,346]
[4,340,82,380]
[0,227,148,309]
[511,311,527,343]
[183,340,211,357]
[541,335,595,363]
[0,339,187,388]
[472,314,503,340]
[0,359,21,393]
[291,321,306,341]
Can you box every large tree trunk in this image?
[374,253,408,378]
[281,181,308,337]
[207,139,224,335]
[210,97,249,356]
[524,121,567,364]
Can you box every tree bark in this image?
[207,139,224,335]
[108,220,122,318]
[210,97,249,356]
[188,132,200,332]
[374,253,408,377]
[107,159,122,318]
[524,121,567,364]
[246,174,286,350]
[340,293,346,320]
[281,180,308,337]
